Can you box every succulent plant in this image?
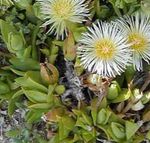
[0,0,150,143]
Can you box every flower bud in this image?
[40,63,59,85]
[107,83,119,100]
[55,85,65,95]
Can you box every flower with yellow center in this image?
[37,0,89,39]
[116,13,150,71]
[77,22,131,77]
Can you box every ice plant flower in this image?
[37,0,89,39]
[77,22,131,77]
[116,13,150,71]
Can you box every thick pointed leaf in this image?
[125,121,140,140]
[111,89,132,103]
[10,58,40,71]
[23,89,47,103]
[8,90,23,116]
[15,76,47,93]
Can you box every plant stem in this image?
[113,5,122,17]
[31,22,41,60]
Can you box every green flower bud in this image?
[55,85,65,95]
[0,81,10,94]
[107,83,119,100]
[111,122,125,139]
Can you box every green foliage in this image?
[0,0,150,143]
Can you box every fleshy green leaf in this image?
[23,89,47,103]
[111,89,132,103]
[97,109,112,125]
[15,74,47,93]
[111,122,125,139]
[125,121,140,140]
[58,116,75,140]
[10,58,40,71]
[8,90,23,116]
[28,103,52,110]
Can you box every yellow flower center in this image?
[52,0,73,19]
[128,32,148,51]
[95,39,116,60]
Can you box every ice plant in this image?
[116,13,150,71]
[77,22,131,77]
[37,0,89,39]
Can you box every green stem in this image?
[123,6,128,14]
[95,0,101,17]
[31,22,41,60]
[113,5,122,17]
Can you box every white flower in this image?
[116,13,150,71]
[77,22,131,77]
[37,0,89,39]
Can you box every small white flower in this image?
[77,22,131,77]
[37,0,89,39]
[116,13,150,71]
